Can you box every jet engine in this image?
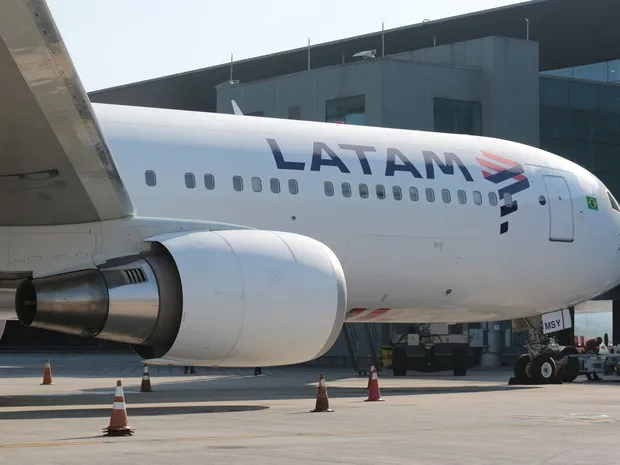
[15,230,347,366]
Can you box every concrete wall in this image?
[216,56,482,133]
[380,59,481,131]
[394,36,540,145]
[217,36,540,148]
[217,60,383,125]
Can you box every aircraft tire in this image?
[452,345,467,376]
[549,349,564,361]
[513,354,532,383]
[530,354,557,384]
[392,347,408,376]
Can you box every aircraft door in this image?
[542,174,574,242]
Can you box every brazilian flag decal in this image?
[586,196,598,210]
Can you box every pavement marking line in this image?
[0,431,369,450]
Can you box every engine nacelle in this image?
[15,230,347,367]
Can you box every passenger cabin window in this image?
[233,176,243,192]
[393,186,402,201]
[608,191,620,212]
[376,184,386,200]
[473,190,482,205]
[204,174,215,190]
[185,173,196,189]
[426,188,435,203]
[288,179,299,195]
[409,187,419,201]
[270,178,280,193]
[324,181,334,197]
[488,192,498,206]
[342,182,352,198]
[441,188,451,203]
[503,192,513,207]
[145,170,156,187]
[251,176,262,192]
[359,183,369,199]
[457,190,467,204]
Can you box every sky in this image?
[46,0,525,92]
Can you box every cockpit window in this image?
[607,191,620,212]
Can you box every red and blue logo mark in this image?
[475,151,530,235]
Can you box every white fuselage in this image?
[93,103,620,324]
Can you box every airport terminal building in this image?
[3,0,620,366]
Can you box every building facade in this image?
[215,36,540,147]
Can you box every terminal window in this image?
[434,98,482,136]
[325,95,365,125]
[541,60,620,84]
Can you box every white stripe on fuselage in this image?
[92,103,618,324]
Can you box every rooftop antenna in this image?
[525,18,530,41]
[381,21,385,57]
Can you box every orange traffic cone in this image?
[311,374,334,412]
[102,380,134,436]
[140,364,152,392]
[366,365,384,402]
[41,360,53,385]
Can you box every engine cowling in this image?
[15,230,347,366]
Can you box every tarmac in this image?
[0,353,618,464]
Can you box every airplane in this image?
[1,0,620,385]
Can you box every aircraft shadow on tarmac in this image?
[0,404,269,420]
[0,381,538,411]
[0,354,516,381]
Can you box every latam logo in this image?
[267,138,475,182]
[475,151,530,235]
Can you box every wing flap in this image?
[0,0,134,226]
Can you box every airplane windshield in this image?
[607,190,620,212]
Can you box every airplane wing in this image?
[0,0,134,227]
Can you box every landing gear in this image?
[452,344,468,376]
[392,347,408,376]
[510,316,579,385]
[512,353,563,384]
